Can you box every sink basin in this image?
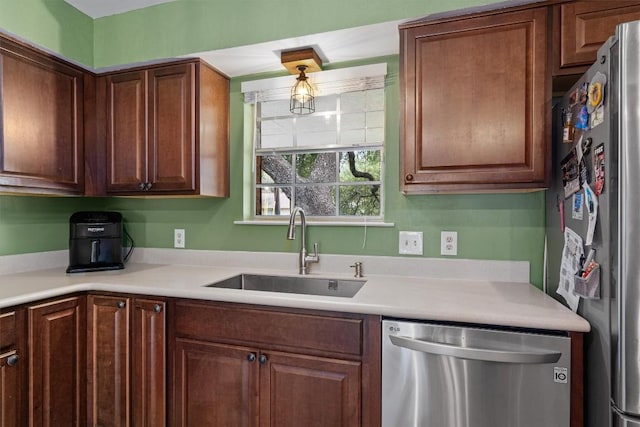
[205,274,366,298]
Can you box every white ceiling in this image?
[64,0,178,18]
[189,20,403,78]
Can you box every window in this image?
[243,64,386,219]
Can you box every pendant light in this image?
[290,65,314,114]
[281,47,323,115]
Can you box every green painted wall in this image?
[0,0,546,288]
[0,0,93,66]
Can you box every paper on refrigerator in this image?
[557,227,583,311]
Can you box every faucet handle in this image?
[306,242,320,263]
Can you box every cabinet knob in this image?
[153,304,162,313]
[258,354,268,365]
[405,174,414,182]
[117,301,126,309]
[138,182,146,190]
[145,182,153,191]
[6,354,18,367]
[247,353,257,363]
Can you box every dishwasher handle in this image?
[389,334,562,364]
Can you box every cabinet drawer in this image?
[174,301,363,357]
[0,311,16,351]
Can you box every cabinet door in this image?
[147,63,196,193]
[132,298,166,427]
[87,295,131,427]
[29,296,85,426]
[400,7,549,193]
[172,339,259,427]
[555,1,640,74]
[0,351,19,427]
[0,40,84,193]
[105,70,148,193]
[259,351,361,427]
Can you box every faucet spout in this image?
[286,207,319,275]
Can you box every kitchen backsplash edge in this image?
[0,248,530,283]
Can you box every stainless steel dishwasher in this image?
[382,319,572,427]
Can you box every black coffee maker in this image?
[66,211,125,273]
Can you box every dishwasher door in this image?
[382,320,572,427]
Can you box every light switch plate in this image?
[399,231,423,255]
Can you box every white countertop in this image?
[0,250,590,333]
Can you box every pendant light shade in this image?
[290,65,315,115]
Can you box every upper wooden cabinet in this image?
[0,36,85,194]
[553,1,640,76]
[97,60,229,197]
[399,7,550,193]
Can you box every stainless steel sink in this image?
[204,274,366,298]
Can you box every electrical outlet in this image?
[174,229,185,249]
[440,231,457,256]
[399,231,423,255]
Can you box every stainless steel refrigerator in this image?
[546,20,640,427]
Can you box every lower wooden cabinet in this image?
[171,300,381,427]
[87,295,166,427]
[261,351,361,426]
[173,339,259,426]
[0,308,26,427]
[28,296,86,426]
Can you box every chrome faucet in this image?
[286,206,319,275]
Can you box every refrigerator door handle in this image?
[389,334,562,364]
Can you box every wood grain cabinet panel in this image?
[28,296,86,427]
[100,60,229,196]
[0,37,85,194]
[554,1,640,75]
[87,295,166,427]
[399,7,550,193]
[87,295,131,427]
[170,300,380,427]
[132,298,166,427]
[0,308,26,427]
[173,339,259,427]
[260,351,361,427]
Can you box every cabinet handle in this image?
[153,304,162,313]
[247,353,257,363]
[117,301,126,309]
[6,354,18,367]
[405,174,414,181]
[138,182,146,190]
[258,354,268,365]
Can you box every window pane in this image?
[297,114,337,147]
[342,112,365,130]
[258,154,293,184]
[341,91,365,113]
[256,186,292,216]
[339,150,381,182]
[339,185,381,216]
[295,185,336,216]
[260,118,293,148]
[295,153,336,183]
[314,94,337,113]
[261,99,291,118]
[366,88,384,111]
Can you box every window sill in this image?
[233,219,395,227]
